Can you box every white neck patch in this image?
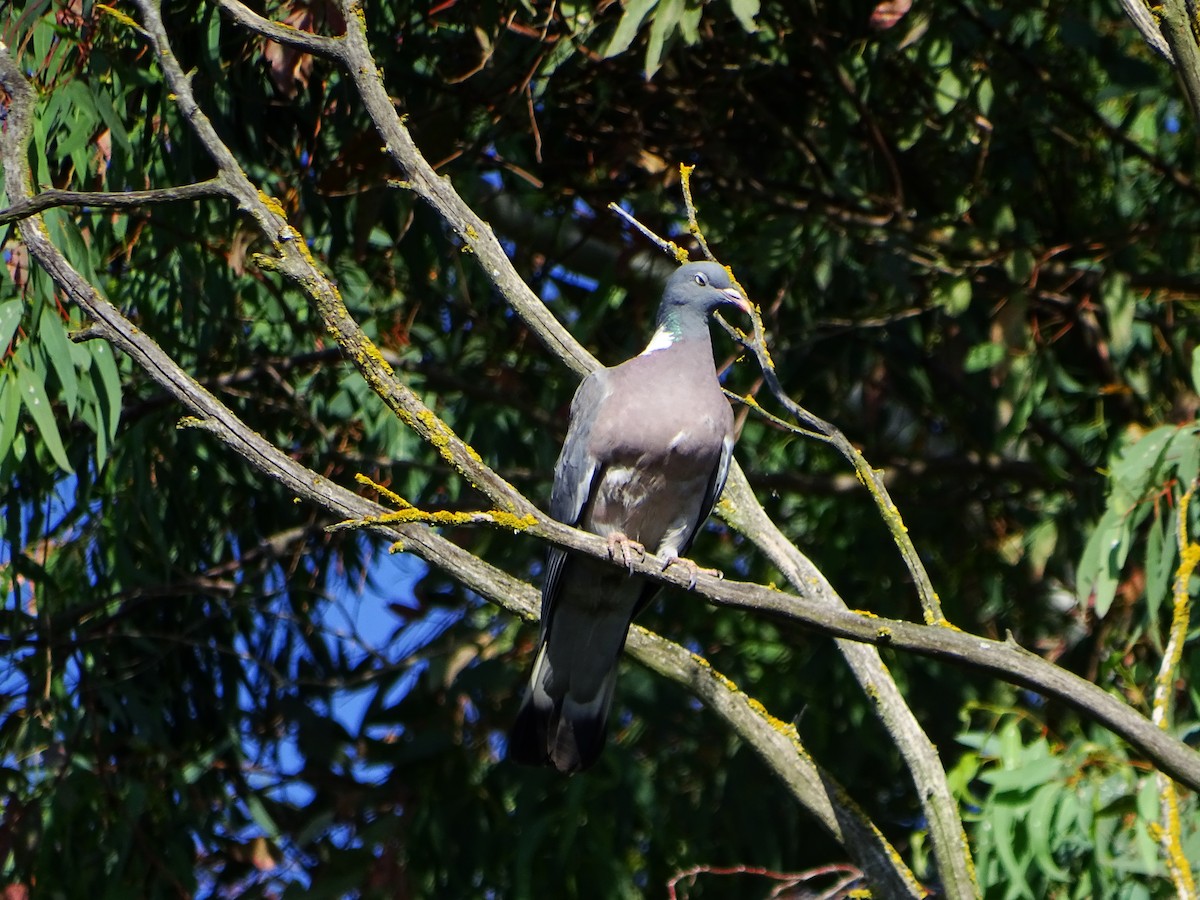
[640,326,675,356]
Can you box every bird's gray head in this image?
[662,262,752,316]
[646,262,752,351]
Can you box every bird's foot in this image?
[606,532,646,574]
[662,556,723,590]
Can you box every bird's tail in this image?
[507,610,627,774]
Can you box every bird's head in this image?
[658,262,754,326]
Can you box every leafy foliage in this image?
[952,710,1199,899]
[2,0,1200,896]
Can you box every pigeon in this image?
[509,261,752,773]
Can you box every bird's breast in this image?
[583,398,731,552]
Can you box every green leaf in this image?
[1025,518,1057,579]
[1101,273,1136,358]
[1077,506,1128,616]
[38,306,79,416]
[1027,782,1072,881]
[976,75,995,116]
[938,276,973,316]
[727,0,760,33]
[0,299,22,352]
[963,341,1006,373]
[1144,507,1173,636]
[936,68,965,115]
[1111,424,1174,500]
[51,81,101,176]
[990,800,1035,899]
[981,755,1063,791]
[91,341,122,445]
[244,792,280,838]
[1165,424,1200,490]
[44,209,100,287]
[93,89,133,155]
[603,0,659,59]
[644,0,683,77]
[677,2,703,43]
[0,375,20,469]
[1191,346,1200,395]
[1005,249,1035,284]
[16,362,73,473]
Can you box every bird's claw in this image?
[662,556,723,590]
[606,532,646,574]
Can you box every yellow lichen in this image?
[692,653,740,694]
[95,4,141,29]
[355,473,409,507]
[489,511,539,531]
[358,337,395,377]
[257,190,287,220]
[335,506,535,533]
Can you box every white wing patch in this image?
[639,326,675,356]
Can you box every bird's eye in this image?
[694,273,708,286]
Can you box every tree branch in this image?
[214,0,345,56]
[0,179,228,224]
[1158,0,1200,125]
[1118,0,1175,61]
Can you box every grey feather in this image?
[509,262,750,773]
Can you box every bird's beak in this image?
[721,287,754,315]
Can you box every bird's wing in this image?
[548,369,609,526]
[540,370,610,636]
[686,432,734,555]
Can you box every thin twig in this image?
[215,0,344,56]
[0,179,227,224]
[679,164,716,262]
[606,201,690,261]
[666,862,862,900]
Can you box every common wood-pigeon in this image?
[509,261,752,773]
